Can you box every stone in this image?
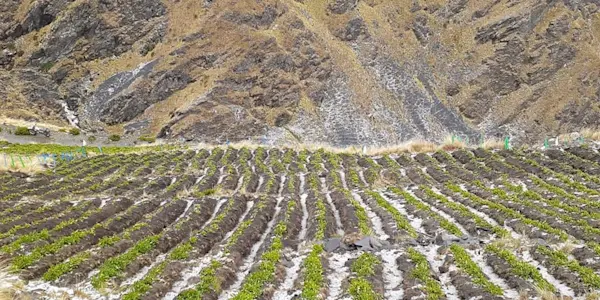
[335,18,368,41]
[324,238,341,252]
[435,232,461,245]
[328,0,358,14]
[354,237,374,251]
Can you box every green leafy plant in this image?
[389,187,463,236]
[450,244,503,295]
[485,244,554,292]
[366,191,417,237]
[138,135,156,143]
[108,134,121,142]
[14,127,31,136]
[69,128,81,136]
[43,252,90,281]
[302,244,324,300]
[421,186,508,237]
[537,246,600,289]
[92,235,161,288]
[407,248,444,300]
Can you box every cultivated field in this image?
[1,146,600,299]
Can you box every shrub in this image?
[58,128,66,133]
[14,127,30,136]
[88,136,96,142]
[40,62,55,72]
[69,128,80,136]
[138,135,156,143]
[108,134,121,142]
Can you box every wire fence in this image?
[1,146,103,169]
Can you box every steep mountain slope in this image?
[1,0,599,146]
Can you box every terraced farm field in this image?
[2,145,600,299]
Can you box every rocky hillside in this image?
[1,0,599,146]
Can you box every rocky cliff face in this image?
[1,0,600,146]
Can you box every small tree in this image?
[88,136,97,142]
[108,134,121,142]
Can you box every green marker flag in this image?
[10,154,15,168]
[544,138,549,149]
[98,146,103,154]
[452,135,455,143]
[504,137,510,150]
[19,156,25,168]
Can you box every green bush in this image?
[88,136,97,142]
[14,127,31,136]
[69,128,80,136]
[138,135,156,143]
[40,62,55,72]
[108,134,121,142]
[58,128,67,133]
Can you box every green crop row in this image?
[298,149,309,172]
[365,191,417,237]
[484,244,554,292]
[528,175,600,209]
[388,187,463,237]
[515,152,600,197]
[342,190,371,235]
[231,201,296,299]
[496,181,600,238]
[307,174,327,240]
[92,234,161,289]
[3,205,104,255]
[301,244,324,300]
[348,252,382,300]
[178,260,222,299]
[43,252,91,282]
[122,261,167,300]
[537,245,600,289]
[447,183,568,241]
[282,149,294,165]
[450,244,503,295]
[255,147,269,174]
[309,149,325,173]
[421,186,509,237]
[12,225,99,270]
[407,248,444,300]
